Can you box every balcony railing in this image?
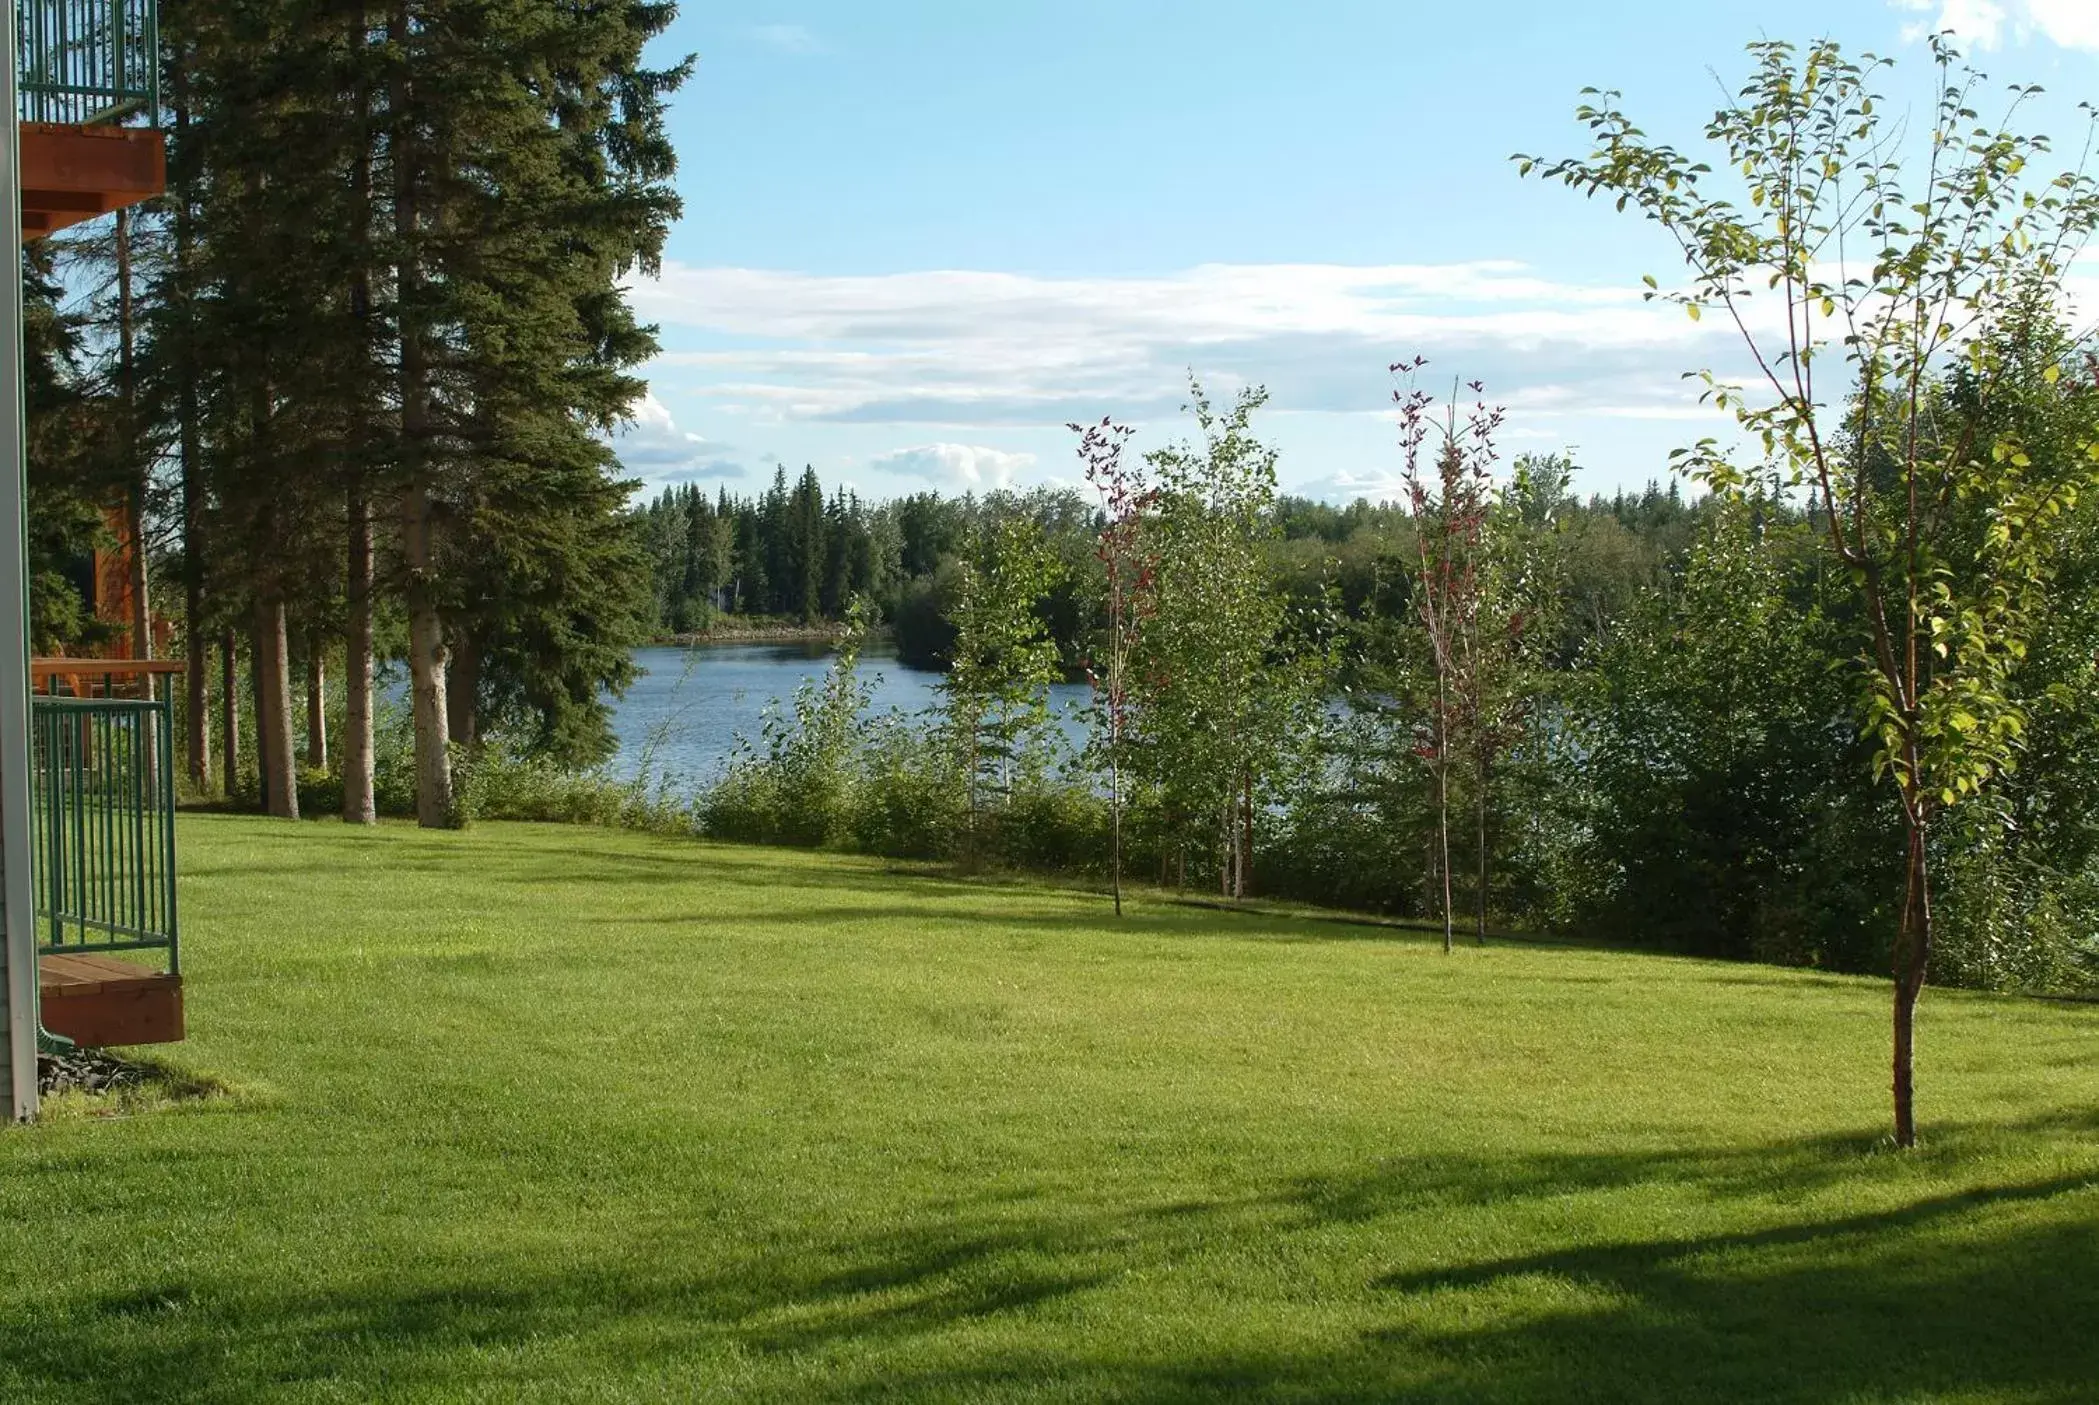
[17,0,158,126]
[29,696,179,968]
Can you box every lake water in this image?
[604,642,1094,790]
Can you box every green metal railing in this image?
[29,696,179,969]
[16,0,159,126]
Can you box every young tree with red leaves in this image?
[1073,417,1155,916]
[1396,360,1506,954]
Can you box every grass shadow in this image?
[7,1120,2098,1402]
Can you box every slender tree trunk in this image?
[115,207,158,787]
[183,551,208,793]
[172,94,209,793]
[1893,804,1932,1149]
[184,594,208,792]
[1240,765,1255,899]
[341,23,375,825]
[116,208,150,668]
[255,601,299,819]
[1436,761,1452,955]
[343,474,375,823]
[248,620,267,810]
[963,718,980,868]
[219,630,240,800]
[305,642,327,770]
[391,15,455,828]
[1109,748,1123,917]
[1475,751,1489,946]
[1436,682,1453,955]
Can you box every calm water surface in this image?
[604,642,1092,789]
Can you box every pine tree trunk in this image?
[255,601,299,819]
[115,207,159,786]
[391,14,456,829]
[305,643,327,770]
[1893,804,1933,1149]
[343,473,375,824]
[124,484,156,785]
[248,621,267,810]
[445,630,480,748]
[173,94,209,794]
[117,208,150,667]
[402,528,454,828]
[185,596,209,793]
[341,22,376,825]
[220,630,240,800]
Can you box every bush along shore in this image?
[649,618,889,648]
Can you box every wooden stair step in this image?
[38,954,184,1047]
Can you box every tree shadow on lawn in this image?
[9,1115,2097,1403]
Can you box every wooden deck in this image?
[19,123,166,241]
[38,953,184,1048]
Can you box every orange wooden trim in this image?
[32,658,190,678]
[20,124,166,242]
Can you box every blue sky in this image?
[614,0,2099,504]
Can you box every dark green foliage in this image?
[639,469,884,632]
[20,252,119,651]
[1563,501,1898,966]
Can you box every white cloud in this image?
[627,260,1722,434]
[1894,0,2099,50]
[870,443,1037,490]
[2027,0,2099,48]
[609,391,743,483]
[749,23,822,54]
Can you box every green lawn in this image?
[3,815,2096,1403]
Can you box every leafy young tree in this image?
[1522,37,2099,1144]
[941,514,1065,861]
[1072,416,1154,917]
[1394,362,1504,952]
[703,596,875,847]
[1137,380,1314,898]
[1467,452,1568,943]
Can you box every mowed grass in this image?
[3,817,2096,1403]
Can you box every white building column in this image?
[1,0,39,1123]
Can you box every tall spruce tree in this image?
[384,0,686,818]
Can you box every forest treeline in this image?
[636,465,1700,673]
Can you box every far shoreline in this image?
[647,621,895,649]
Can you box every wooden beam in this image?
[19,124,165,242]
